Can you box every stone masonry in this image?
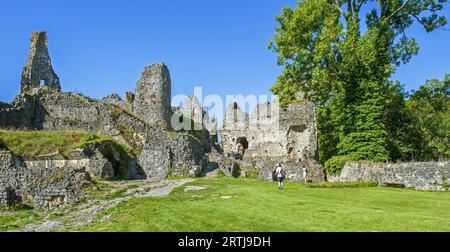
[1,31,326,201]
[0,32,209,189]
[329,162,450,191]
[0,151,93,210]
[133,64,173,129]
[221,95,318,161]
[219,93,324,182]
[20,32,61,94]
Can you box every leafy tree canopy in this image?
[270,0,448,164]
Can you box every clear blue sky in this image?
[0,0,449,103]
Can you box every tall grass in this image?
[0,130,133,159]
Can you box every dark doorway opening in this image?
[236,137,249,150]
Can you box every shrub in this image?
[305,181,378,188]
[325,155,352,176]
[245,169,260,179]
[217,169,226,178]
[232,163,241,178]
[0,138,5,150]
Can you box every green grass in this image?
[0,209,42,231]
[68,178,450,232]
[0,130,133,159]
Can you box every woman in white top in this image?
[275,163,285,190]
[303,166,308,183]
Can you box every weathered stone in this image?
[20,32,61,94]
[138,149,171,182]
[221,97,318,161]
[133,64,172,128]
[329,162,450,191]
[125,92,135,104]
[0,151,93,210]
[218,95,322,181]
[180,96,204,129]
[138,130,208,180]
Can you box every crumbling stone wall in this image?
[173,96,215,150]
[0,32,215,184]
[210,151,324,183]
[35,90,101,131]
[133,64,173,129]
[221,97,317,161]
[0,95,37,129]
[138,130,208,181]
[20,32,61,94]
[0,151,93,210]
[218,94,323,182]
[179,96,205,129]
[329,162,450,191]
[102,94,133,113]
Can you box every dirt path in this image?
[16,179,194,232]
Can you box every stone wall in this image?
[102,94,133,113]
[0,32,218,184]
[219,94,322,181]
[20,32,61,94]
[329,162,450,191]
[0,95,37,129]
[209,147,324,183]
[138,130,208,181]
[133,64,173,129]
[0,151,93,210]
[221,96,317,161]
[23,159,113,180]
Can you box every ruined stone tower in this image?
[20,32,61,94]
[133,63,172,128]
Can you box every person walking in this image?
[274,163,286,190]
[303,166,308,183]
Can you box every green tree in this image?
[270,0,448,163]
[407,75,450,160]
[384,81,426,161]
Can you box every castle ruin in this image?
[20,32,61,94]
[133,64,173,128]
[216,93,324,182]
[0,32,325,210]
[221,94,318,162]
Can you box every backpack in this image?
[274,166,286,177]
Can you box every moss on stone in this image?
[62,116,82,127]
[0,130,133,160]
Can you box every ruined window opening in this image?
[289,125,307,133]
[151,83,157,92]
[216,133,222,143]
[236,137,249,150]
[40,80,46,86]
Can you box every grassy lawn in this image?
[68,178,450,232]
[0,209,42,231]
[0,130,132,159]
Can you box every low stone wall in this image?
[210,149,325,183]
[329,162,450,191]
[24,159,114,181]
[254,159,324,183]
[0,151,93,210]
